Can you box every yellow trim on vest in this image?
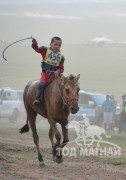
[45,48,62,66]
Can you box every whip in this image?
[2,36,32,61]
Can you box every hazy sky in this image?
[0,0,126,44]
[0,0,126,96]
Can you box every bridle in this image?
[55,75,79,108]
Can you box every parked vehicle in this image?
[17,90,26,118]
[0,87,21,123]
[69,90,106,126]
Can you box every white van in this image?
[0,87,21,123]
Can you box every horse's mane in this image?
[67,74,79,84]
[68,74,75,81]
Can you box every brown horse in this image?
[20,74,80,165]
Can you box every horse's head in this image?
[60,74,80,114]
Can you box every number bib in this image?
[45,48,62,66]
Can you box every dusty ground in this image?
[0,119,126,180]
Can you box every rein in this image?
[55,75,68,107]
[55,75,78,108]
[2,36,32,61]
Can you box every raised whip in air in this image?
[2,36,32,61]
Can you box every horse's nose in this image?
[70,106,79,114]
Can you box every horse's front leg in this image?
[48,120,63,163]
[54,124,69,162]
[60,124,69,148]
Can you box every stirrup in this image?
[33,99,41,105]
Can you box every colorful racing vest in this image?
[44,48,62,67]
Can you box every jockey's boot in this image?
[33,82,46,105]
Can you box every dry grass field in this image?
[0,118,126,180]
[1,43,126,101]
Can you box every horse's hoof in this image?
[39,161,45,167]
[53,157,63,163]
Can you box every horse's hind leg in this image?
[28,111,45,166]
[49,126,55,148]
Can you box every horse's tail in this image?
[19,117,29,134]
[20,81,30,134]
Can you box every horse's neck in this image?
[46,78,63,105]
[51,78,62,94]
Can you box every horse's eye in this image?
[65,88,70,94]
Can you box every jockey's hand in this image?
[32,38,38,45]
[54,71,59,78]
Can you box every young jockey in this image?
[32,36,65,105]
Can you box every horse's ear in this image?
[75,74,80,81]
[60,74,67,85]
[60,74,65,80]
